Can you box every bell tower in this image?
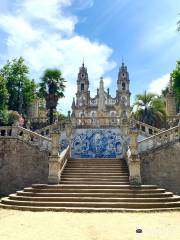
[76,62,90,108]
[116,61,131,108]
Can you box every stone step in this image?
[67,162,126,164]
[2,198,180,209]
[63,168,128,173]
[9,194,180,203]
[1,203,180,212]
[59,181,130,185]
[68,159,124,162]
[65,166,127,169]
[23,189,166,194]
[31,184,159,189]
[16,191,173,198]
[64,167,128,170]
[61,177,129,181]
[62,173,129,177]
[66,163,127,166]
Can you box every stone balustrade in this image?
[59,145,70,174]
[134,120,160,136]
[26,117,48,123]
[138,125,180,153]
[73,116,121,128]
[73,117,160,136]
[36,121,66,137]
[0,125,51,151]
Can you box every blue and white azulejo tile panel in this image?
[67,128,125,159]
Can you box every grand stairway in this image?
[1,158,180,212]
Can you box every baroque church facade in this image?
[71,62,131,121]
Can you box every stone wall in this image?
[0,138,49,196]
[140,141,180,194]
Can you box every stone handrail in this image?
[36,121,66,137]
[138,125,180,153]
[0,125,52,151]
[59,145,70,175]
[26,117,48,123]
[134,120,160,136]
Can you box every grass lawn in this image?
[0,209,180,240]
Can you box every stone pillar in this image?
[121,116,129,138]
[166,77,177,117]
[128,129,142,185]
[48,131,61,184]
[11,122,19,137]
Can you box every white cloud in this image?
[75,0,94,10]
[0,0,116,114]
[148,73,170,95]
[103,77,112,88]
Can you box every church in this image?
[71,61,131,121]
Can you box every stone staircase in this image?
[1,158,180,212]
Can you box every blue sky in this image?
[0,0,179,114]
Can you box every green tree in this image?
[133,91,166,128]
[171,60,180,109]
[38,69,66,124]
[0,57,36,115]
[0,75,9,110]
[38,69,65,99]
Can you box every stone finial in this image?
[168,75,174,94]
[68,111,71,121]
[98,77,106,112]
[72,98,75,109]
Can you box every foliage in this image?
[38,69,66,99]
[133,91,166,128]
[0,110,21,126]
[171,60,180,109]
[23,78,37,115]
[0,57,36,115]
[8,111,21,125]
[0,76,9,111]
[0,110,9,125]
[54,112,67,122]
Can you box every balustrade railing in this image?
[74,116,121,128]
[59,145,70,175]
[134,120,160,136]
[36,121,66,137]
[0,126,51,151]
[138,125,180,153]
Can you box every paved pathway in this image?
[0,209,180,240]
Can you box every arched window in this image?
[122,82,126,90]
[81,83,84,91]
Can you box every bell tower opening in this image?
[81,83,84,91]
[122,82,126,90]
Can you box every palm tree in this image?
[38,69,66,124]
[133,91,166,128]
